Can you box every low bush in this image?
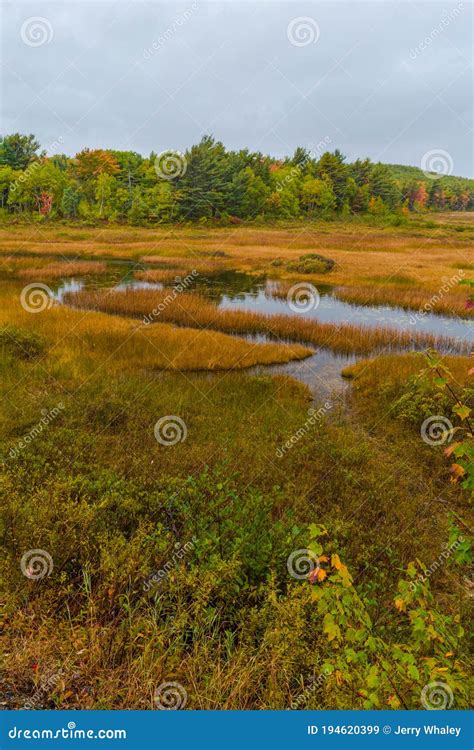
[0,325,45,359]
[287,253,335,274]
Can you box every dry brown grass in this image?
[18,261,108,280]
[335,285,472,319]
[64,287,467,355]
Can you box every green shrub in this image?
[390,375,451,423]
[287,253,335,274]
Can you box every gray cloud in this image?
[2,1,472,176]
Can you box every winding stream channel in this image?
[54,268,473,401]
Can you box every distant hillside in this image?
[386,163,474,189]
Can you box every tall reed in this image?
[64,288,468,355]
[335,285,472,319]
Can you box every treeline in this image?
[0,133,472,224]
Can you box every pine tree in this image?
[316,152,348,209]
[178,136,230,219]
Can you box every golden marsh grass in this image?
[1,220,472,297]
[335,285,472,319]
[18,261,108,280]
[64,287,466,355]
[0,286,312,373]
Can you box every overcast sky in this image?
[2,1,473,176]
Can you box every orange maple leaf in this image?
[309,567,327,584]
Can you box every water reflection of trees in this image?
[192,271,267,303]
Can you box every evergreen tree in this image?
[229,167,269,218]
[369,164,400,209]
[316,151,348,209]
[178,136,230,219]
[0,133,40,170]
